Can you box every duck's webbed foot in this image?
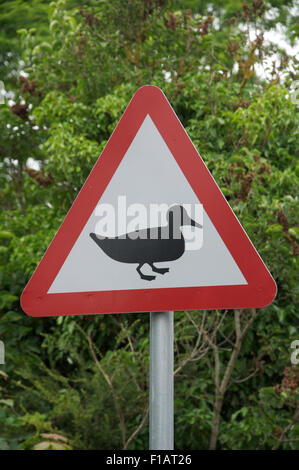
[137,263,156,281]
[150,263,169,275]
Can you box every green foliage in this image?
[0,0,298,450]
[222,379,299,450]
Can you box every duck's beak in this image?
[190,218,203,229]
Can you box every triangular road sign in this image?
[21,86,276,316]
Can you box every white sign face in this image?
[48,115,247,293]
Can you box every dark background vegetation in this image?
[0,0,298,450]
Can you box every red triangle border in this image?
[21,86,277,316]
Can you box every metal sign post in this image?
[149,311,174,450]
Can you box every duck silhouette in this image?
[89,205,202,281]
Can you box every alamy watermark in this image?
[0,338,297,367]
[290,340,299,365]
[0,340,5,364]
[290,80,299,106]
[93,196,203,251]
[0,81,5,104]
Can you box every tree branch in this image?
[124,406,149,450]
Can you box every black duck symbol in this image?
[90,205,202,281]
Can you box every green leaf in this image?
[0,231,15,239]
[288,227,299,241]
[266,224,284,234]
[0,399,14,408]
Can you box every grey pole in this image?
[149,311,174,450]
